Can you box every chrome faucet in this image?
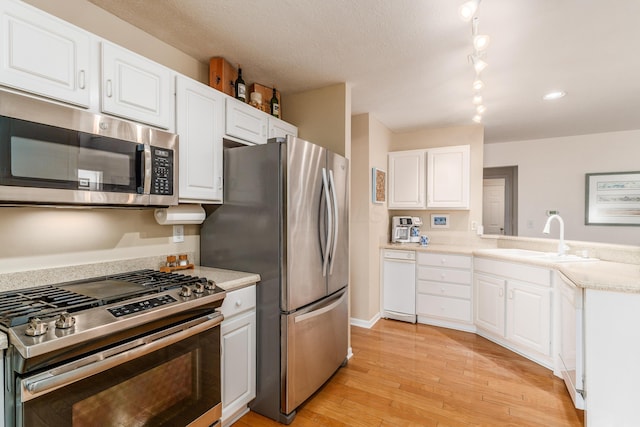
[542,214,569,256]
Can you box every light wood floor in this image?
[233,319,584,426]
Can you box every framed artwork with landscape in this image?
[585,171,640,226]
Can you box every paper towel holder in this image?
[154,204,206,225]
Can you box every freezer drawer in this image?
[283,288,348,415]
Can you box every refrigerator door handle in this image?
[328,169,339,275]
[321,168,333,277]
[294,290,346,323]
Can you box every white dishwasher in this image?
[382,249,416,323]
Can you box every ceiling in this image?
[86,0,640,143]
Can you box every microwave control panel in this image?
[151,148,174,195]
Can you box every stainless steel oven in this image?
[1,269,226,427]
[0,90,178,206]
[15,314,221,427]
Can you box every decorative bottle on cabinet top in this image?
[270,87,280,118]
[235,66,246,102]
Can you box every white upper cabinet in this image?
[0,0,92,107]
[426,145,470,209]
[176,75,224,203]
[268,116,298,139]
[388,149,426,209]
[225,97,268,145]
[101,42,174,130]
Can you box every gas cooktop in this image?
[4,269,226,372]
[0,269,213,328]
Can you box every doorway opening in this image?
[483,166,518,236]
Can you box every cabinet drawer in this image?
[417,266,471,285]
[417,280,471,299]
[220,285,256,319]
[417,294,471,322]
[417,253,471,269]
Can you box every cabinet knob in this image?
[440,273,446,279]
[441,259,446,264]
[235,300,242,307]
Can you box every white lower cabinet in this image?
[220,285,256,427]
[416,253,473,331]
[474,258,552,367]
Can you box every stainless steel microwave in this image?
[0,91,178,207]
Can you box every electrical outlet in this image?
[173,225,184,243]
[471,221,477,230]
[527,219,534,229]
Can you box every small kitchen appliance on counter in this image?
[392,216,414,243]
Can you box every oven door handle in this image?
[21,314,222,400]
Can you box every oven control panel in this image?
[108,295,177,317]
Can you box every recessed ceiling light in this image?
[472,115,482,123]
[543,91,567,101]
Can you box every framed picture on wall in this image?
[585,171,640,226]
[372,168,386,204]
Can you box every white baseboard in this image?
[350,313,380,329]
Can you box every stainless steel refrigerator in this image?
[200,135,349,424]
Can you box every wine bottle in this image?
[270,87,280,118]
[235,66,246,102]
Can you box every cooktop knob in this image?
[55,312,76,329]
[179,285,192,297]
[25,317,48,337]
[205,279,217,290]
[193,282,205,294]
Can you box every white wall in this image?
[484,129,640,246]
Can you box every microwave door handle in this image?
[328,169,339,275]
[321,168,332,277]
[143,144,152,195]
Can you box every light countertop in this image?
[382,243,640,294]
[181,266,260,292]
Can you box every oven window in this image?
[20,327,220,427]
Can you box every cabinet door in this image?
[474,273,505,336]
[268,116,298,139]
[506,280,551,356]
[176,75,223,203]
[426,145,470,209]
[101,42,174,130]
[225,97,268,144]
[0,0,91,107]
[221,310,256,423]
[387,150,426,209]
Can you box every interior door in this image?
[327,151,349,295]
[483,178,506,234]
[284,137,326,311]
